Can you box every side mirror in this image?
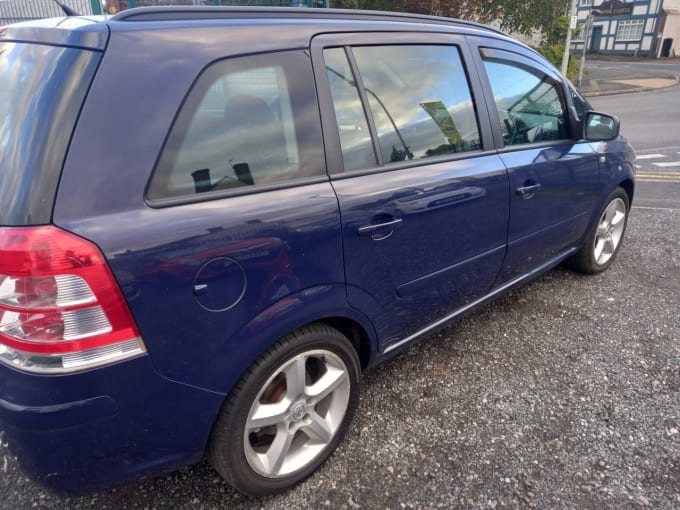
[584,111,620,141]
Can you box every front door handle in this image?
[358,218,403,240]
[516,183,541,199]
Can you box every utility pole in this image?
[561,0,579,76]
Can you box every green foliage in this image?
[330,0,580,78]
[535,44,579,81]
[544,14,570,46]
[330,0,571,40]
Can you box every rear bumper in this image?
[0,356,224,493]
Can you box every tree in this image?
[330,0,570,40]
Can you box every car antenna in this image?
[52,0,80,16]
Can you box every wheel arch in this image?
[619,178,635,206]
[184,284,378,398]
[319,316,373,370]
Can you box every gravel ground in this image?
[1,207,679,509]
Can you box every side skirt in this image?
[381,246,578,355]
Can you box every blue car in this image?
[0,6,635,496]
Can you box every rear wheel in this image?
[567,187,629,274]
[208,324,360,496]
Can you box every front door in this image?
[475,45,601,283]
[313,34,509,348]
[590,26,603,52]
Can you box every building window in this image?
[616,19,644,42]
[580,0,594,6]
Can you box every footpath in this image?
[577,57,680,97]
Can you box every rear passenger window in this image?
[148,51,324,201]
[324,45,481,170]
[482,56,569,146]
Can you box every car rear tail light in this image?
[0,226,145,373]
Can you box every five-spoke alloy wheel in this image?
[209,324,360,495]
[567,187,630,274]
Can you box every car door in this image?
[57,49,345,392]
[469,40,602,283]
[312,33,509,351]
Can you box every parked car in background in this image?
[0,6,635,496]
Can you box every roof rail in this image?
[110,6,505,35]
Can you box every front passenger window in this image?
[482,57,569,146]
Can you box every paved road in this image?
[587,59,680,83]
[591,79,680,211]
[580,59,680,97]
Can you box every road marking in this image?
[635,145,680,152]
[636,171,680,177]
[636,154,666,160]
[653,162,680,168]
[637,178,680,182]
[637,177,680,182]
[636,171,680,182]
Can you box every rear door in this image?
[469,40,602,283]
[54,49,343,392]
[312,33,509,350]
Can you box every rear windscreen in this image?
[0,42,101,225]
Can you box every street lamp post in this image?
[577,9,601,87]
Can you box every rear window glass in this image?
[147,50,325,202]
[0,42,100,225]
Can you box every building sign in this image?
[595,0,634,17]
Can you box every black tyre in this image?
[208,323,361,496]
[566,187,630,274]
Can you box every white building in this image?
[573,0,680,57]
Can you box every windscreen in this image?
[0,42,101,225]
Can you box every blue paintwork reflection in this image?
[497,141,601,282]
[60,183,342,390]
[333,154,509,346]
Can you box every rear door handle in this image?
[516,183,541,199]
[358,218,403,239]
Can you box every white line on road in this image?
[653,162,680,168]
[636,154,666,160]
[635,145,680,153]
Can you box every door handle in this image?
[357,218,403,239]
[516,183,541,199]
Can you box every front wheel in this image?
[566,187,630,274]
[208,324,361,496]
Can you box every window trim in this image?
[476,46,575,149]
[343,45,384,167]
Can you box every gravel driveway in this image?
[1,207,679,509]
